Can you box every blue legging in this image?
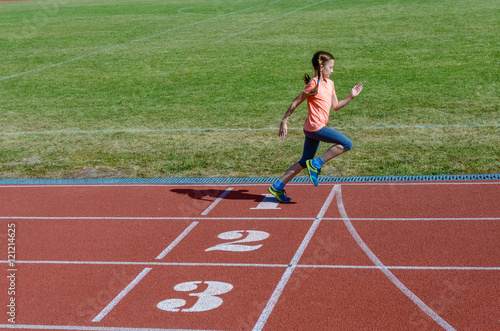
[298,127,353,168]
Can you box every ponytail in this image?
[303,73,319,96]
[303,73,312,85]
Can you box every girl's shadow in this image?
[171,188,295,204]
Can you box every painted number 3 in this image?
[156,231,268,313]
[205,230,270,252]
[157,281,233,312]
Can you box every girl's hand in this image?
[350,82,363,98]
[279,121,288,140]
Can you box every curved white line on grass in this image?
[216,0,328,43]
[334,185,456,331]
[0,1,278,82]
[178,0,283,17]
[1,123,497,136]
[177,7,206,15]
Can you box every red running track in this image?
[0,180,499,330]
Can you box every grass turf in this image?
[0,0,498,179]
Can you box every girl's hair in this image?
[303,51,334,96]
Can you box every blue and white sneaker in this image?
[306,159,321,186]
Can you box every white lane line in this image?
[296,265,500,271]
[155,221,198,259]
[331,217,500,221]
[3,260,499,270]
[0,324,220,330]
[334,185,457,331]
[2,260,289,267]
[92,267,152,323]
[0,216,313,220]
[252,184,339,331]
[250,194,281,210]
[1,216,498,221]
[201,187,233,215]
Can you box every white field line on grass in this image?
[215,0,329,43]
[0,123,498,136]
[0,1,281,82]
[334,185,457,331]
[177,0,282,16]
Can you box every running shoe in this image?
[268,186,291,203]
[306,159,320,186]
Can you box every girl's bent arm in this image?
[331,82,363,111]
[279,91,307,140]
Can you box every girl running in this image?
[268,51,363,203]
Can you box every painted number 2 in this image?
[205,230,270,252]
[157,281,233,312]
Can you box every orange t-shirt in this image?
[303,78,335,132]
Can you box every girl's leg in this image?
[278,135,320,185]
[318,144,346,163]
[278,162,303,185]
[269,135,320,202]
[309,127,353,166]
[305,127,353,185]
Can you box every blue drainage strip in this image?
[0,174,498,185]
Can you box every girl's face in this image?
[321,59,334,79]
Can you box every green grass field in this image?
[1,0,498,179]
